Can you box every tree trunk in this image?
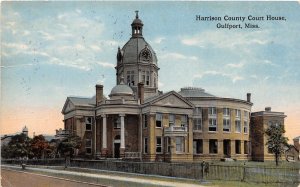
[275,153,279,166]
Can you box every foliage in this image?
[265,123,288,166]
[1,133,33,159]
[30,135,52,159]
[57,134,82,158]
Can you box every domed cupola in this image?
[115,11,160,99]
[131,10,144,38]
[109,76,134,100]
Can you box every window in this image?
[244,111,248,119]
[86,139,92,154]
[235,120,241,133]
[142,71,145,84]
[144,138,148,154]
[235,140,241,154]
[193,118,202,131]
[193,139,203,154]
[181,115,187,127]
[176,137,185,153]
[156,113,162,128]
[156,137,162,153]
[244,121,248,134]
[169,114,175,127]
[154,75,156,87]
[244,141,249,154]
[114,117,121,129]
[85,117,92,131]
[126,71,135,86]
[235,109,241,119]
[223,119,230,132]
[194,107,202,116]
[146,71,150,85]
[209,118,217,131]
[209,107,216,115]
[166,137,171,153]
[223,108,230,116]
[143,114,148,128]
[209,139,218,154]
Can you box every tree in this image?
[265,123,288,166]
[1,134,33,159]
[30,135,51,159]
[57,135,82,158]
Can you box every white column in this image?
[102,114,107,149]
[120,114,125,149]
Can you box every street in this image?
[1,169,107,187]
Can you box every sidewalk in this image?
[2,165,208,187]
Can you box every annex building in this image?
[62,12,286,162]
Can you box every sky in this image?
[1,1,299,143]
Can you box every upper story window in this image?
[244,121,248,134]
[235,120,241,133]
[146,71,150,86]
[244,111,248,119]
[209,107,217,116]
[194,107,202,116]
[85,117,92,131]
[156,113,162,128]
[181,115,187,127]
[126,71,135,86]
[114,117,121,129]
[169,114,175,127]
[235,109,241,119]
[193,118,202,131]
[223,119,230,132]
[209,118,217,132]
[143,114,148,128]
[223,108,230,117]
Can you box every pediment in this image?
[62,99,75,114]
[151,92,193,108]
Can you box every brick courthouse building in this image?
[62,12,286,162]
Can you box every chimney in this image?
[247,93,251,102]
[138,82,144,104]
[265,107,271,112]
[96,85,103,106]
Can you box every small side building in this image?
[250,107,286,161]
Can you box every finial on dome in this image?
[135,10,139,19]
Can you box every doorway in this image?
[223,140,231,157]
[114,135,121,158]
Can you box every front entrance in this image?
[223,140,231,157]
[114,135,121,158]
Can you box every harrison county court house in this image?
[62,12,286,162]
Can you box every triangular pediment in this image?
[62,98,75,114]
[149,91,194,108]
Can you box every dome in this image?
[178,87,215,98]
[121,38,158,64]
[22,126,28,132]
[109,78,134,97]
[132,18,143,25]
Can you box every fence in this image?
[2,159,299,184]
[2,158,65,166]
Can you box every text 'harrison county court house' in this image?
[62,12,286,162]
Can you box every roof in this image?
[110,84,133,97]
[293,136,300,140]
[144,91,194,108]
[121,37,157,64]
[178,87,215,98]
[68,95,96,107]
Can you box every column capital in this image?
[119,114,125,117]
[101,114,106,118]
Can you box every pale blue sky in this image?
[1,2,299,138]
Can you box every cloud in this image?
[160,52,198,61]
[226,62,244,68]
[181,30,270,49]
[153,37,165,44]
[158,81,164,88]
[194,70,244,83]
[96,62,115,68]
